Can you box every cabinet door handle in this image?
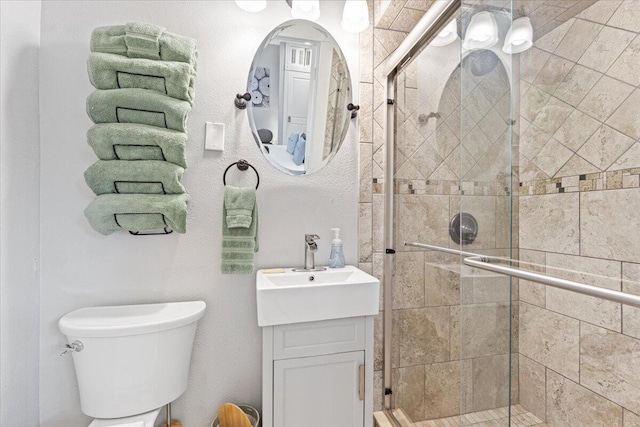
[359,364,365,401]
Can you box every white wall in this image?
[0,1,42,426]
[38,1,359,426]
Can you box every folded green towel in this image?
[91,24,198,70]
[87,89,191,132]
[84,193,189,235]
[88,53,196,104]
[222,186,259,275]
[125,22,164,60]
[84,160,185,195]
[87,124,188,168]
[224,185,255,228]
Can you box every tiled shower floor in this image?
[379,405,548,427]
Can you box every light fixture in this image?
[503,17,533,54]
[462,11,499,50]
[291,0,321,21]
[430,18,458,46]
[234,0,267,13]
[342,0,370,33]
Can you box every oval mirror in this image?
[247,20,353,175]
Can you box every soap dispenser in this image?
[328,227,346,268]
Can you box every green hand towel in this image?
[87,124,188,168]
[84,193,189,235]
[88,53,196,104]
[124,22,164,60]
[84,160,185,195]
[224,185,255,228]
[222,187,259,275]
[87,89,191,132]
[91,24,198,70]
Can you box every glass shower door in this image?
[389,1,516,425]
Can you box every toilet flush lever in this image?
[60,340,84,356]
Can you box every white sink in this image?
[256,265,380,326]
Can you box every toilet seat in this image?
[88,408,161,427]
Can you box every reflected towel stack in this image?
[83,22,198,235]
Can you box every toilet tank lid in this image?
[59,301,206,338]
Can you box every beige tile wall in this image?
[516,1,640,426]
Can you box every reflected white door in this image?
[283,70,310,139]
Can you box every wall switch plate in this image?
[205,122,224,151]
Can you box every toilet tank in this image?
[59,301,206,419]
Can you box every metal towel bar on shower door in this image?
[404,241,640,309]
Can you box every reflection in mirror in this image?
[247,20,352,175]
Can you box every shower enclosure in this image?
[379,0,640,426]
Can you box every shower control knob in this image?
[60,340,84,356]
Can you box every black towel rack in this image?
[223,159,260,190]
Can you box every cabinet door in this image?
[273,351,364,427]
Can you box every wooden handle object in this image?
[218,403,252,427]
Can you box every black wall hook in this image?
[347,103,360,119]
[235,93,252,110]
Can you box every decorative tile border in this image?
[518,169,640,195]
[386,178,511,196]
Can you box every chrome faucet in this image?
[294,234,327,272]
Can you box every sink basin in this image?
[256,265,380,326]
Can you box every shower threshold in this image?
[375,405,547,427]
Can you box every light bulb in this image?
[342,0,370,33]
[503,17,533,54]
[234,0,266,13]
[291,0,320,21]
[463,11,498,50]
[431,18,458,47]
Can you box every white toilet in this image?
[59,301,206,427]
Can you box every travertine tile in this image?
[359,203,373,262]
[578,125,635,171]
[394,251,425,309]
[456,303,510,359]
[360,143,373,203]
[607,0,640,32]
[424,361,460,420]
[432,123,460,160]
[373,194,384,252]
[360,83,374,143]
[555,153,600,177]
[554,19,602,62]
[360,26,374,83]
[545,253,622,331]
[520,124,551,161]
[520,86,551,123]
[519,47,551,84]
[455,195,497,250]
[472,354,510,412]
[552,109,600,152]
[578,76,635,122]
[580,323,640,415]
[536,17,575,53]
[624,409,640,427]
[533,54,574,95]
[389,7,425,32]
[399,306,450,366]
[478,108,509,144]
[622,263,640,339]
[520,302,580,381]
[607,89,640,141]
[373,370,384,412]
[547,368,623,427]
[465,88,494,124]
[398,195,450,248]
[518,250,546,308]
[531,137,573,177]
[424,263,460,307]
[553,64,602,107]
[519,193,579,254]
[577,0,622,24]
[519,355,546,421]
[578,26,635,73]
[374,312,384,371]
[393,365,426,422]
[463,125,493,161]
[608,143,640,172]
[581,188,640,263]
[607,35,640,87]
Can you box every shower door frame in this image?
[380,0,461,420]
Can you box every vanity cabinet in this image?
[262,316,375,427]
